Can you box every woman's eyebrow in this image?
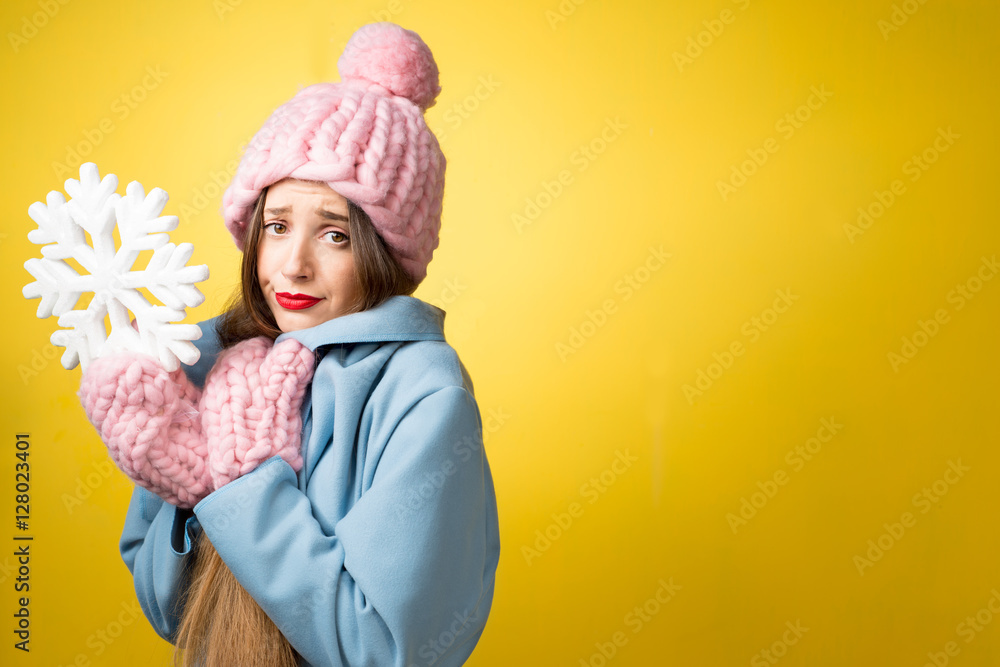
[264,205,349,222]
[318,209,349,222]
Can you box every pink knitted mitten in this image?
[200,337,315,489]
[78,337,315,508]
[79,353,212,508]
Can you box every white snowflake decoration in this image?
[22,162,209,372]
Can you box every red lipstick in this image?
[275,292,323,310]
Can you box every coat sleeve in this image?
[115,316,221,641]
[191,385,502,667]
[119,485,202,642]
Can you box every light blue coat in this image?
[118,295,501,666]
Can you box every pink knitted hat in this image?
[221,22,446,283]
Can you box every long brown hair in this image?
[173,183,418,667]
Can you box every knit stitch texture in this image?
[79,337,314,508]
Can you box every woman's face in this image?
[257,178,359,332]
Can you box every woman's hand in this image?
[78,336,314,506]
[78,352,213,508]
[200,337,315,489]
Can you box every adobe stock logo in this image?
[512,117,627,233]
[430,75,501,145]
[17,343,62,385]
[7,0,72,53]
[51,65,170,180]
[878,0,930,40]
[853,459,969,576]
[578,577,682,667]
[672,0,752,72]
[556,245,670,362]
[844,127,959,243]
[683,288,799,404]
[887,255,996,372]
[522,449,638,566]
[545,0,590,30]
[716,86,833,201]
[727,417,843,534]
[922,588,1000,667]
[750,621,809,667]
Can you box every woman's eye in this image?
[265,222,287,235]
[326,230,349,244]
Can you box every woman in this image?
[81,21,500,667]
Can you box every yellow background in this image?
[2,0,999,665]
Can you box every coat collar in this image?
[274,295,446,349]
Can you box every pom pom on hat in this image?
[338,22,441,111]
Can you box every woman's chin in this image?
[274,312,319,333]
[272,303,351,333]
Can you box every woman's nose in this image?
[281,238,314,280]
